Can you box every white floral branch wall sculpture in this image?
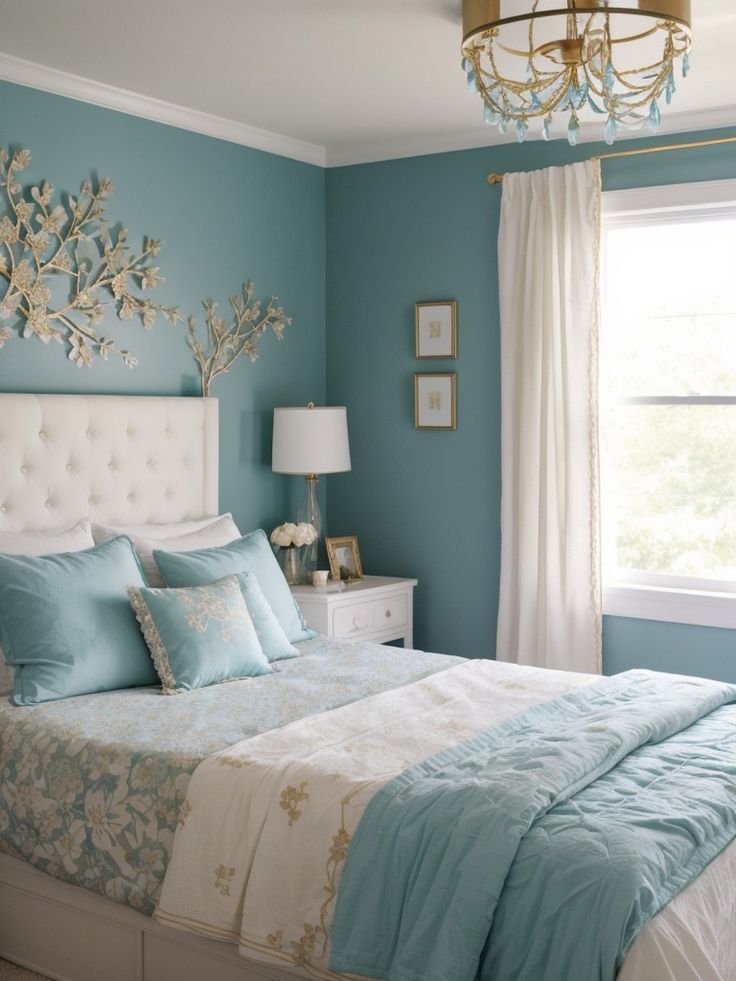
[187,280,292,397]
[0,145,180,366]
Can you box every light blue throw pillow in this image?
[153,529,316,643]
[235,572,298,663]
[128,574,273,694]
[0,536,157,706]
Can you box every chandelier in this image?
[461,1,692,145]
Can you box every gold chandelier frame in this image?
[461,1,692,145]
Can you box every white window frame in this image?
[601,178,736,629]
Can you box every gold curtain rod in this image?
[487,134,736,186]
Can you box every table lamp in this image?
[272,403,351,572]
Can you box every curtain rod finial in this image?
[487,173,504,186]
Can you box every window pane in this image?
[604,218,736,397]
[606,404,736,579]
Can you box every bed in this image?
[0,392,735,981]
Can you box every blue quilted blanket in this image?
[330,670,736,981]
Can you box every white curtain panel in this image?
[496,160,602,673]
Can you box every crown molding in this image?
[0,50,733,170]
[325,104,736,167]
[0,51,327,168]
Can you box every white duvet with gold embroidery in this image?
[154,659,595,977]
[154,658,736,981]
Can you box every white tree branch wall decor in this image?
[0,145,180,367]
[187,280,292,397]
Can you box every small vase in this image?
[280,546,306,586]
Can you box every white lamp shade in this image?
[272,406,351,475]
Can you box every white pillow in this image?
[91,514,233,542]
[0,519,96,695]
[0,518,94,556]
[92,514,241,586]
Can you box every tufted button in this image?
[38,429,46,439]
[45,501,52,509]
[127,493,134,503]
[109,462,116,472]
[66,463,73,473]
[87,429,95,439]
[20,465,27,475]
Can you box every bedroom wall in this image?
[0,80,326,534]
[325,125,736,681]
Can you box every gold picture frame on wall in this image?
[414,372,457,430]
[325,535,364,583]
[415,300,457,359]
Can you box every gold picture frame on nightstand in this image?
[325,535,364,583]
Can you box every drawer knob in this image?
[385,609,392,618]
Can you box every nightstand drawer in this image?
[373,593,409,633]
[332,594,410,638]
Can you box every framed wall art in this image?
[415,301,457,359]
[414,372,457,430]
[325,535,364,582]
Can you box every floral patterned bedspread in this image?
[0,637,462,914]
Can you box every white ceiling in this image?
[0,0,734,166]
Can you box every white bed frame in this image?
[0,393,302,981]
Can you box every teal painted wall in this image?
[2,77,735,682]
[326,126,736,681]
[0,80,326,533]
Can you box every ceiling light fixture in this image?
[461,1,692,146]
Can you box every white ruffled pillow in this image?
[92,514,241,586]
[0,519,96,695]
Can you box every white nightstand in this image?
[291,576,418,647]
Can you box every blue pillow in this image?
[153,529,316,643]
[128,574,273,694]
[236,572,298,663]
[0,536,157,706]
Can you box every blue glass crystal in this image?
[665,69,676,104]
[542,115,552,141]
[577,81,590,108]
[484,104,500,126]
[587,95,606,114]
[682,52,690,78]
[499,113,510,133]
[568,83,580,109]
[462,57,473,74]
[604,60,615,94]
[647,98,661,132]
[467,71,477,93]
[604,115,618,145]
[567,114,580,147]
[515,118,528,143]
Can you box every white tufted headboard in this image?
[0,394,219,532]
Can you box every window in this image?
[601,179,736,628]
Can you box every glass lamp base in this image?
[297,475,321,574]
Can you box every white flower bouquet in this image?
[270,522,318,586]
[270,522,317,549]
